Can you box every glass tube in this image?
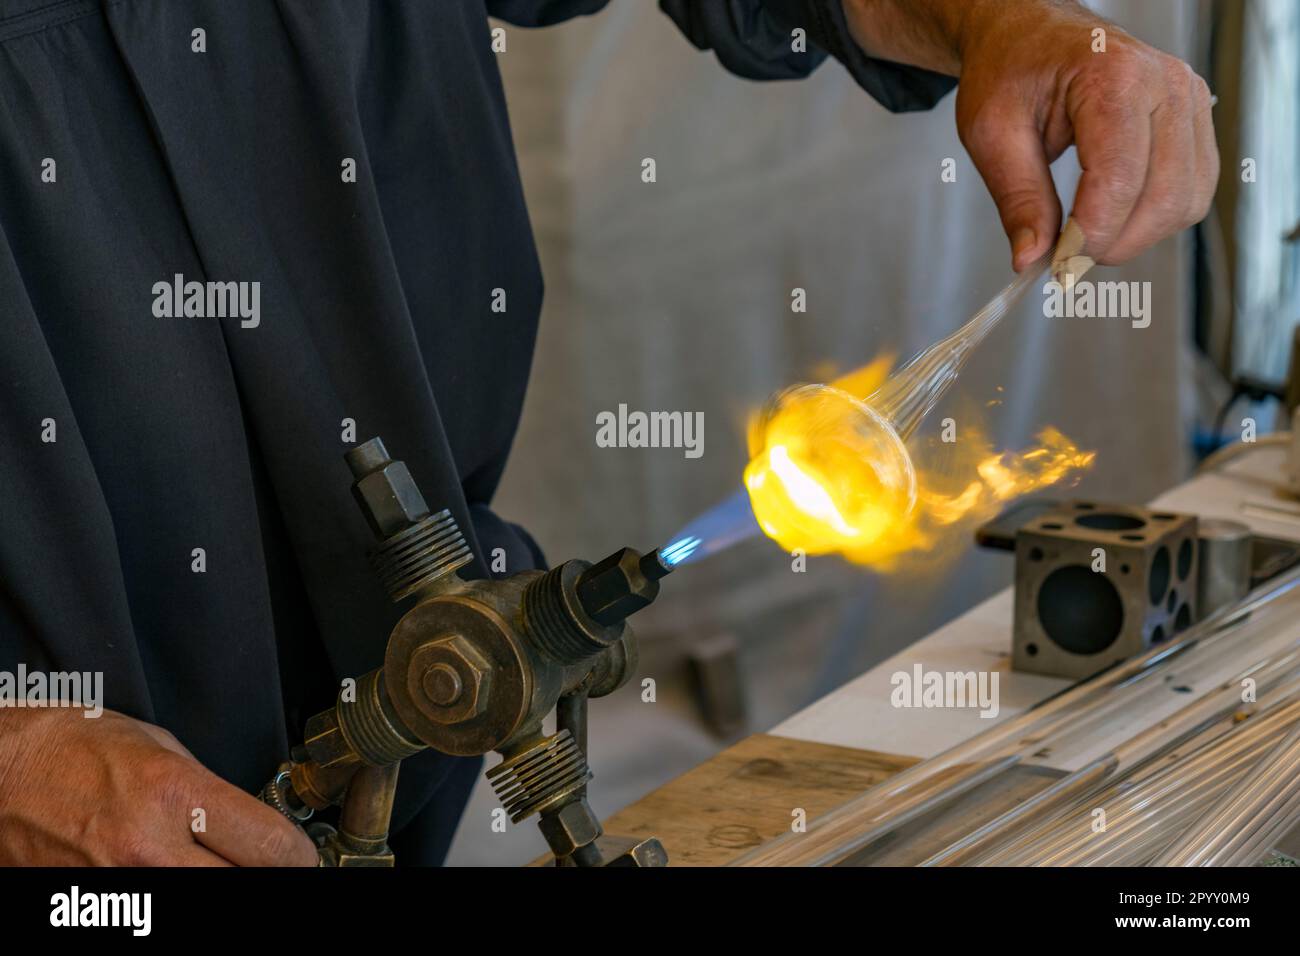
[981,696,1300,866]
[1153,719,1300,866]
[733,564,1300,867]
[921,659,1300,866]
[869,252,1051,441]
[1214,789,1300,866]
[976,684,1300,864]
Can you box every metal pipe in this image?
[1197,519,1253,617]
[557,689,589,800]
[337,762,401,854]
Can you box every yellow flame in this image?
[744,358,1095,570]
[764,446,861,537]
[828,353,894,399]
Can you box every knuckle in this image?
[1163,56,1195,87]
[1152,187,1191,227]
[153,726,184,749]
[1189,184,1215,225]
[1085,82,1145,125]
[1091,49,1155,102]
[156,776,193,814]
[111,827,163,866]
[1156,58,1213,120]
[956,94,1015,158]
[1179,175,1210,224]
[255,823,299,863]
[1151,172,1207,230]
[1198,163,1219,214]
[957,103,996,155]
[1091,147,1146,198]
[1191,72,1214,107]
[1160,60,1200,116]
[995,186,1044,225]
[140,754,194,810]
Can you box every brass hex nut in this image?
[303,710,355,769]
[576,548,659,626]
[604,837,669,867]
[333,848,396,867]
[538,801,602,859]
[408,634,491,724]
[352,461,428,538]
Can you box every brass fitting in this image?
[408,633,492,724]
[537,800,603,859]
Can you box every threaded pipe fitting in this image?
[522,562,620,665]
[336,670,424,766]
[486,731,592,823]
[371,509,473,602]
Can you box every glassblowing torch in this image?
[259,437,671,867]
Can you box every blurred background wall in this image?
[448,0,1210,864]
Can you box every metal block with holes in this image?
[1012,501,1199,679]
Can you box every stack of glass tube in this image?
[960,682,1300,865]
[1151,719,1300,866]
[734,564,1300,867]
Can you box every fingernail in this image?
[1011,228,1037,269]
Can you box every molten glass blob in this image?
[743,377,1096,569]
[667,251,1092,571]
[743,384,917,562]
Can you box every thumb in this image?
[961,111,1062,271]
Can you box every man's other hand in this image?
[845,0,1219,270]
[0,707,318,866]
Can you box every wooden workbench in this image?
[595,734,915,865]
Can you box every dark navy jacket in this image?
[0,0,951,863]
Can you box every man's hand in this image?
[844,0,1219,270]
[0,707,318,866]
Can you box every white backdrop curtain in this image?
[450,0,1201,863]
[1231,0,1300,382]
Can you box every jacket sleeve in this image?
[486,0,610,28]
[488,0,955,113]
[660,0,956,113]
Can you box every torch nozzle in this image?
[575,546,673,627]
[640,548,674,581]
